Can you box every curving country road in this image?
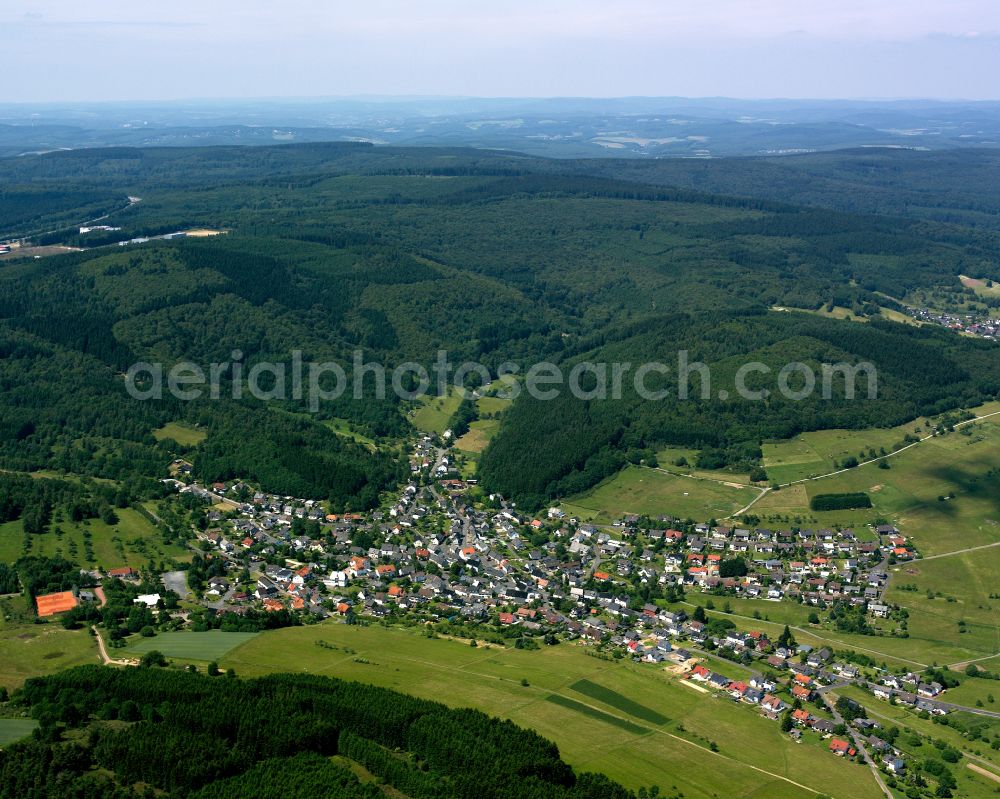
[724,408,1000,520]
[822,689,894,799]
[91,625,135,667]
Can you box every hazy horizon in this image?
[4,94,1000,107]
[3,1,1000,103]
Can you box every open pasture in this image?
[0,507,188,571]
[152,421,207,446]
[123,630,260,661]
[561,465,758,524]
[220,622,884,799]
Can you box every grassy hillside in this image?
[560,465,758,523]
[219,622,884,799]
[0,507,189,569]
[752,405,1000,555]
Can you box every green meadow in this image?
[754,408,1000,557]
[0,719,38,747]
[454,418,501,454]
[123,630,260,661]
[0,595,95,692]
[0,507,189,571]
[410,389,464,434]
[762,419,927,485]
[655,446,757,485]
[219,622,884,799]
[560,465,759,523]
[322,417,379,450]
[455,393,513,453]
[152,421,207,446]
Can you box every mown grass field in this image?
[0,507,189,570]
[454,418,501,453]
[477,395,512,415]
[218,622,884,799]
[410,389,463,434]
[454,393,512,452]
[0,719,38,746]
[152,421,207,446]
[560,465,759,524]
[0,595,95,692]
[123,630,260,661]
[884,547,1000,662]
[322,418,378,450]
[961,274,1000,298]
[761,418,927,485]
[754,407,1000,557]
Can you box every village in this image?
[116,433,982,776]
[907,304,1000,339]
[169,435,916,635]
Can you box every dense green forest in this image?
[1,142,999,506]
[576,148,1000,233]
[0,666,635,799]
[479,311,1000,504]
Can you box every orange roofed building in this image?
[107,566,137,579]
[36,591,79,617]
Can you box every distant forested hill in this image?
[575,148,1000,232]
[1,142,998,505]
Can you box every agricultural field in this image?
[454,393,511,453]
[151,421,207,446]
[884,547,1000,660]
[568,678,669,724]
[762,418,927,485]
[0,596,95,692]
[0,719,38,747]
[322,418,378,450]
[410,389,463,434]
[754,408,1000,556]
[961,275,1000,298]
[0,507,189,571]
[476,396,510,414]
[123,630,260,662]
[221,621,884,799]
[454,418,501,453]
[560,465,759,524]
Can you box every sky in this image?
[2,0,999,102]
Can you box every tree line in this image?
[5,666,637,799]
